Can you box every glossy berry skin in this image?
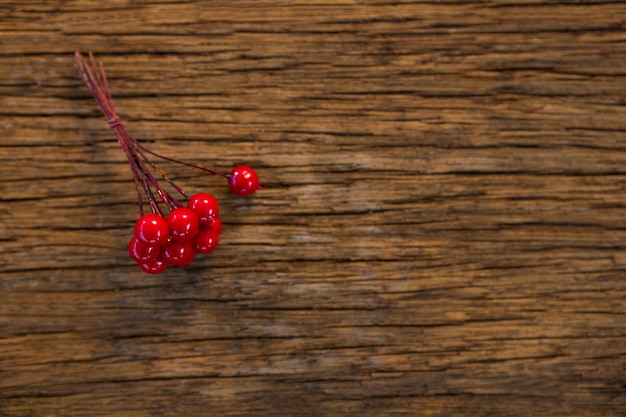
[134,214,169,245]
[207,217,222,234]
[128,236,160,263]
[138,257,168,274]
[228,165,261,197]
[192,227,220,254]
[167,207,199,241]
[163,240,196,267]
[187,193,219,226]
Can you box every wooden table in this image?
[1,1,625,416]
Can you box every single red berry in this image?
[134,214,169,245]
[207,216,222,234]
[192,227,220,254]
[163,239,196,267]
[167,207,199,241]
[187,193,219,226]
[138,257,168,274]
[128,236,160,263]
[228,165,261,197]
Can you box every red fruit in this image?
[128,236,160,263]
[207,217,222,234]
[138,257,168,274]
[187,193,219,226]
[134,214,169,245]
[192,227,220,254]
[167,207,199,241]
[163,240,196,267]
[228,165,261,197]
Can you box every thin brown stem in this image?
[128,136,229,178]
[74,50,229,218]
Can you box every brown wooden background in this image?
[1,1,625,416]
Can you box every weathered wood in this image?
[1,1,625,416]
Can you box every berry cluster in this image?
[75,51,261,273]
[129,193,222,273]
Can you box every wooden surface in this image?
[1,1,625,416]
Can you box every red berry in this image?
[138,257,168,274]
[192,227,220,254]
[134,214,169,245]
[167,207,199,241]
[163,240,196,267]
[228,165,261,197]
[128,236,160,263]
[207,217,222,234]
[187,193,219,226]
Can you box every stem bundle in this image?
[74,50,228,216]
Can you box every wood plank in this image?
[0,1,624,416]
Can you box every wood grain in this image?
[1,1,625,416]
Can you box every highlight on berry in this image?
[74,51,262,274]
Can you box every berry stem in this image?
[117,129,150,216]
[136,147,190,200]
[111,121,167,215]
[75,51,189,214]
[129,138,229,179]
[74,50,233,216]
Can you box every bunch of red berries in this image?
[75,51,261,273]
